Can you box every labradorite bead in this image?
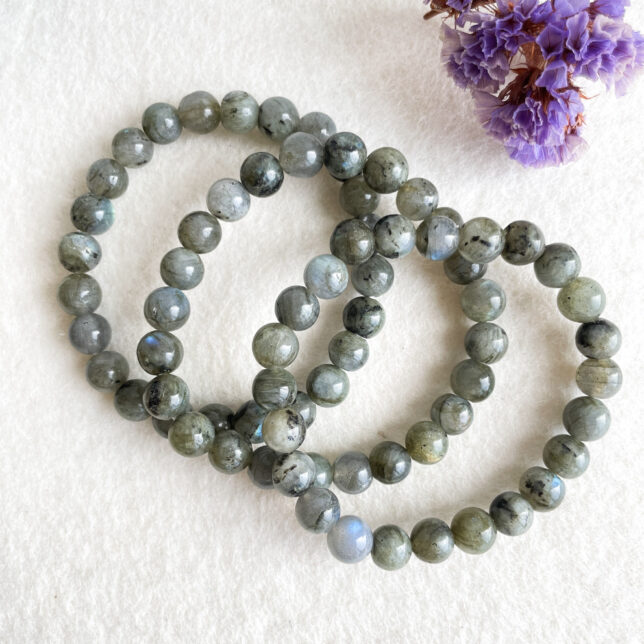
[575,319,621,359]
[338,175,380,217]
[304,254,349,299]
[111,127,153,168]
[114,379,149,421]
[563,396,610,441]
[576,358,622,398]
[351,254,394,297]
[168,411,215,457]
[306,364,350,407]
[275,285,320,331]
[272,451,315,497]
[160,247,204,290]
[295,487,341,534]
[177,211,222,254]
[502,220,545,265]
[460,278,506,322]
[534,243,581,288]
[252,323,299,368]
[86,158,128,199]
[309,452,333,488]
[369,441,411,484]
[199,403,234,433]
[489,491,534,536]
[208,430,252,473]
[206,178,251,222]
[451,507,497,554]
[323,132,367,180]
[333,451,372,495]
[234,400,266,443]
[328,331,369,372]
[343,296,385,338]
[464,322,508,364]
[142,102,182,144]
[543,434,590,478]
[248,445,277,489]
[71,194,114,235]
[396,177,439,221]
[363,147,409,194]
[136,330,183,375]
[519,466,566,512]
[430,394,473,435]
[178,90,220,133]
[240,152,283,198]
[443,253,487,285]
[298,111,337,143]
[221,90,259,133]
[358,213,381,230]
[327,515,373,564]
[252,367,297,410]
[59,232,101,273]
[373,214,416,259]
[434,207,464,228]
[405,421,448,464]
[279,132,323,178]
[86,351,129,391]
[410,518,454,563]
[458,217,505,264]
[152,407,191,439]
[450,359,495,402]
[372,525,412,571]
[330,219,375,265]
[143,373,190,421]
[292,391,316,429]
[57,274,102,315]
[557,277,606,323]
[143,286,190,332]
[69,313,111,354]
[258,96,300,142]
[262,407,306,453]
[416,215,460,261]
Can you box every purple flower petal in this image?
[536,61,571,90]
[537,21,569,60]
[566,11,590,60]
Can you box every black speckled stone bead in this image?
[199,403,234,433]
[112,127,153,168]
[252,367,297,410]
[86,351,129,391]
[208,430,252,473]
[351,254,394,297]
[59,232,101,273]
[275,285,320,331]
[363,147,409,194]
[371,525,412,571]
[142,102,182,144]
[168,411,215,457]
[502,220,546,265]
[258,96,300,142]
[86,158,128,199]
[396,177,439,220]
[343,296,385,338]
[411,518,454,563]
[443,252,487,285]
[543,434,590,478]
[143,373,190,421]
[177,211,222,254]
[373,214,416,259]
[464,322,509,364]
[534,243,581,288]
[272,451,316,497]
[323,131,367,180]
[248,445,277,489]
[57,274,102,315]
[136,330,183,375]
[71,194,114,235]
[330,219,375,265]
[575,319,621,359]
[240,152,284,198]
[178,90,220,133]
[114,379,149,422]
[262,407,306,453]
[563,396,610,441]
[458,217,505,264]
[489,491,534,536]
[369,441,411,484]
[519,466,565,511]
[69,313,111,354]
[339,175,380,216]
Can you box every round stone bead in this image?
[114,379,149,421]
[262,407,306,453]
[233,400,266,444]
[328,331,369,372]
[323,132,367,180]
[177,211,222,254]
[575,319,621,359]
[304,254,349,299]
[57,274,102,315]
[252,323,299,368]
[86,158,128,199]
[295,488,341,534]
[292,391,316,429]
[86,351,129,391]
[502,220,545,265]
[369,441,411,484]
[576,358,622,399]
[451,507,497,554]
[373,214,416,259]
[489,491,534,536]
[272,451,315,497]
[111,127,153,168]
[416,215,460,261]
[343,296,385,338]
[333,451,372,494]
[69,313,111,354]
[519,466,566,512]
[275,285,320,331]
[199,403,234,433]
[543,434,590,478]
[168,412,215,457]
[434,206,464,228]
[430,394,473,435]
[71,194,114,235]
[208,430,252,474]
[206,178,251,222]
[298,111,337,143]
[143,287,190,332]
[220,90,259,133]
[279,132,323,178]
[152,408,192,439]
[358,212,381,230]
[248,445,277,489]
[461,279,506,322]
[443,253,487,285]
[338,175,380,217]
[563,396,610,441]
[178,90,220,133]
[534,243,581,288]
[464,322,509,364]
[405,421,448,464]
[258,96,299,142]
[363,147,409,194]
[458,217,505,264]
[372,525,412,571]
[306,364,350,407]
[557,277,606,323]
[450,359,495,402]
[142,102,182,144]
[240,152,283,197]
[309,452,333,488]
[330,219,375,265]
[396,177,438,220]
[252,367,297,410]
[59,232,101,273]
[327,515,373,564]
[136,330,183,375]
[410,518,454,563]
[143,373,190,421]
[351,254,394,297]
[160,247,204,290]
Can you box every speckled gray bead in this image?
[295,487,341,534]
[465,322,508,364]
[69,313,111,354]
[309,452,333,488]
[272,451,315,497]
[543,434,590,478]
[396,177,438,220]
[576,358,622,398]
[443,253,487,285]
[502,220,545,265]
[338,175,380,217]
[248,445,276,489]
[416,215,460,261]
[59,232,101,273]
[430,394,473,435]
[534,243,581,288]
[328,331,369,372]
[323,132,367,180]
[372,525,412,571]
[298,111,337,143]
[221,90,259,133]
[304,254,349,299]
[460,279,506,322]
[411,518,454,563]
[343,296,385,338]
[178,211,222,254]
[519,466,566,511]
[86,351,129,391]
[363,147,409,194]
[206,178,251,222]
[233,400,266,444]
[489,491,534,536]
[252,323,299,368]
[333,451,372,495]
[240,152,284,198]
[168,411,214,457]
[252,367,297,410]
[458,217,505,264]
[563,396,610,441]
[451,507,497,554]
[142,102,182,144]
[71,194,114,235]
[143,287,190,332]
[57,274,102,315]
[199,403,233,433]
[86,158,128,199]
[575,319,621,359]
[405,421,448,464]
[330,219,375,265]
[327,515,373,564]
[292,391,316,429]
[160,247,204,290]
[114,379,149,421]
[208,430,252,473]
[306,364,350,407]
[111,127,153,168]
[275,285,320,331]
[136,330,183,375]
[279,132,323,178]
[143,373,190,421]
[262,407,306,453]
[558,277,606,323]
[369,441,411,484]
[450,359,495,402]
[258,96,300,142]
[351,254,394,297]
[373,214,416,259]
[178,90,220,133]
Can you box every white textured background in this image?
[1,1,643,642]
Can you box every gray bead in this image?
[460,279,506,322]
[464,322,508,364]
[233,400,266,444]
[252,367,297,410]
[206,178,251,222]
[372,525,412,571]
[323,132,367,180]
[369,441,411,484]
[333,451,372,494]
[328,331,369,371]
[576,358,622,399]
[451,507,497,554]
[557,277,606,323]
[272,451,315,497]
[373,214,416,259]
[563,396,610,441]
[143,373,190,421]
[308,452,332,488]
[519,466,566,512]
[405,421,448,464]
[86,158,128,199]
[543,434,590,478]
[142,102,182,144]
[279,132,323,178]
[136,330,183,375]
[71,194,114,235]
[430,394,473,435]
[275,285,320,331]
[143,286,190,332]
[306,364,350,407]
[330,219,375,265]
[152,406,192,439]
[208,430,252,473]
[262,407,306,453]
[443,253,487,285]
[248,445,277,489]
[292,391,317,429]
[502,220,545,265]
[358,212,381,230]
[450,359,495,402]
[304,254,349,299]
[168,411,215,457]
[575,319,621,359]
[433,206,464,228]
[343,296,385,338]
[338,175,380,217]
[458,217,505,264]
[69,313,111,354]
[58,232,101,273]
[258,96,300,142]
[298,111,337,143]
[534,243,581,288]
[295,487,341,534]
[86,351,129,391]
[114,379,149,421]
[363,147,409,194]
[240,151,284,198]
[396,177,439,220]
[57,274,102,315]
[221,90,259,133]
[178,90,220,133]
[411,518,454,563]
[489,491,534,536]
[252,323,299,368]
[416,215,460,261]
[327,515,373,564]
[160,247,204,290]
[111,128,153,168]
[351,254,394,297]
[199,403,234,433]
[178,211,222,254]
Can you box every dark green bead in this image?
[576,358,622,398]
[208,430,252,473]
[308,452,332,488]
[248,446,276,489]
[143,287,190,332]
[343,296,385,338]
[295,487,340,533]
[275,286,320,331]
[396,177,438,221]
[168,411,214,457]
[405,421,448,464]
[371,525,411,570]
[114,379,149,422]
[451,507,497,554]
[323,132,367,180]
[369,441,411,484]
[411,518,454,563]
[292,391,316,429]
[240,152,283,197]
[233,400,265,444]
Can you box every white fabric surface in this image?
[1,1,643,642]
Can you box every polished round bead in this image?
[160,247,204,290]
[451,507,497,554]
[576,358,622,398]
[338,175,380,217]
[372,525,412,571]
[262,407,306,453]
[59,232,101,273]
[333,451,372,495]
[543,434,590,478]
[292,391,316,429]
[396,177,438,220]
[240,152,283,197]
[142,102,182,144]
[489,491,534,536]
[557,277,606,323]
[410,518,454,563]
[208,430,252,473]
[373,214,416,259]
[363,147,409,193]
[252,323,299,368]
[86,158,128,199]
[575,319,621,359]
[275,285,320,331]
[304,254,349,299]
[69,313,111,354]
[221,90,259,133]
[136,330,183,375]
[519,466,566,511]
[430,394,473,435]
[279,132,323,178]
[534,243,581,288]
[206,178,251,222]
[252,367,297,410]
[272,451,315,497]
[405,421,448,464]
[450,359,495,402]
[177,211,222,254]
[323,132,367,180]
[152,408,192,439]
[563,396,610,441]
[71,194,114,235]
[258,96,299,142]
[330,219,375,265]
[458,217,505,264]
[309,452,333,488]
[343,296,385,338]
[327,515,373,564]
[351,254,394,297]
[57,274,102,315]
[86,351,129,391]
[111,127,153,167]
[143,287,190,332]
[416,215,460,261]
[248,445,277,489]
[199,403,234,433]
[369,441,411,484]
[295,488,341,534]
[143,373,190,421]
[434,206,464,227]
[114,379,149,421]
[178,90,220,133]
[298,111,337,143]
[306,364,350,407]
[502,220,545,265]
[460,278,506,322]
[358,212,381,230]
[168,411,215,457]
[464,322,508,364]
[443,253,487,285]
[328,331,369,372]
[233,400,266,444]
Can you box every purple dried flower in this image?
[592,0,629,18]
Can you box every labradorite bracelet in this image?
[57,90,623,570]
